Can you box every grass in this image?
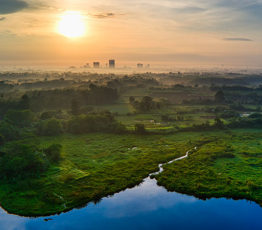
[90,98,220,131]
[0,132,200,216]
[93,103,133,114]
[155,129,262,206]
[1,102,262,216]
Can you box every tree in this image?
[40,111,56,120]
[67,112,126,134]
[140,96,153,111]
[134,123,146,134]
[0,134,4,145]
[214,118,224,129]
[249,113,262,119]
[44,144,62,163]
[89,83,97,90]
[37,119,63,136]
[19,94,30,110]
[161,114,170,122]
[129,96,135,104]
[0,121,20,141]
[5,110,34,127]
[215,90,225,103]
[219,110,240,119]
[0,143,47,179]
[71,99,80,115]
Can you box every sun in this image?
[57,11,86,38]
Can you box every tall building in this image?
[83,63,90,68]
[137,63,143,68]
[93,62,100,68]
[109,59,115,68]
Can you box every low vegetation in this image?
[0,132,198,216]
[0,71,262,216]
[155,130,262,206]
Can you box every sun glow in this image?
[58,11,86,38]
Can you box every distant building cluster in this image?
[93,62,100,68]
[137,63,150,69]
[109,60,115,68]
[137,63,143,68]
[88,60,115,69]
[82,59,151,69]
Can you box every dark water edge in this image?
[0,177,261,230]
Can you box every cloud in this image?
[0,0,29,14]
[0,17,6,21]
[224,37,253,41]
[172,6,206,14]
[116,0,262,33]
[91,12,116,19]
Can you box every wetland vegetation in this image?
[0,71,261,216]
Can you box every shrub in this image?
[215,90,225,103]
[247,180,260,192]
[0,121,20,141]
[5,110,35,127]
[67,112,126,134]
[40,111,56,120]
[134,124,146,134]
[37,119,63,136]
[219,110,240,119]
[0,143,47,179]
[44,144,62,163]
[0,134,4,145]
[249,113,262,119]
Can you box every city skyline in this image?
[0,0,262,67]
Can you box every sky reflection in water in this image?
[0,177,261,230]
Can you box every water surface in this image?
[0,176,261,230]
[1,150,261,230]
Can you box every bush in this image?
[134,124,146,134]
[215,90,225,103]
[247,180,260,191]
[219,110,240,119]
[161,114,174,122]
[40,111,56,120]
[0,134,4,145]
[249,113,262,119]
[37,119,63,136]
[44,144,62,163]
[5,110,35,128]
[0,143,48,179]
[130,96,167,112]
[227,117,262,129]
[67,112,126,134]
[214,118,225,129]
[0,121,20,141]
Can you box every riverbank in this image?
[0,130,262,217]
[0,132,198,217]
[155,130,262,207]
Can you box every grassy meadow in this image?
[0,72,262,217]
[155,129,262,206]
[0,132,199,216]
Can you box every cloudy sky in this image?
[0,0,262,67]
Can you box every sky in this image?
[0,0,262,68]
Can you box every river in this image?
[0,149,261,230]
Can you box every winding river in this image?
[0,148,261,230]
[149,147,193,177]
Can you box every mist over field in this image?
[0,0,262,230]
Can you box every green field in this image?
[155,129,262,206]
[0,72,262,217]
[0,132,199,216]
[1,129,262,216]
